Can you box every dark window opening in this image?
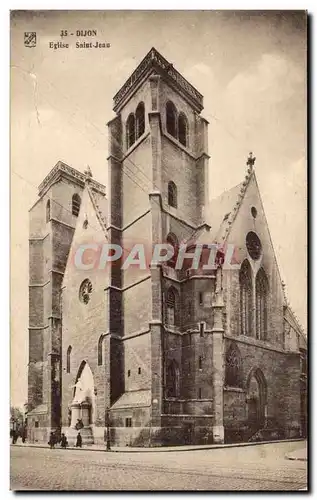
[225,342,242,388]
[166,359,180,398]
[198,388,202,399]
[178,113,188,147]
[168,181,177,208]
[200,323,204,337]
[256,268,268,340]
[136,102,145,139]
[72,194,81,217]
[138,367,141,374]
[66,346,72,373]
[166,101,177,138]
[126,113,136,149]
[199,356,202,369]
[240,260,252,336]
[199,292,203,306]
[98,335,104,366]
[166,286,179,327]
[125,417,132,428]
[128,370,131,377]
[46,200,50,223]
[35,421,39,428]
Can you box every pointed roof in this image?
[113,47,204,113]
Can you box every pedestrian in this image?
[60,433,68,449]
[48,431,55,449]
[11,429,17,445]
[75,432,82,448]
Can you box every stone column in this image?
[70,402,81,428]
[211,267,225,443]
[81,401,91,427]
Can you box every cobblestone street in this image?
[10,441,307,491]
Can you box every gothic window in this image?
[135,102,145,139]
[166,101,177,138]
[166,286,179,327]
[46,199,50,223]
[178,112,188,147]
[126,113,136,149]
[240,259,252,336]
[225,343,242,387]
[166,232,178,267]
[79,279,93,304]
[72,194,81,217]
[256,268,268,340]
[98,335,105,366]
[168,181,177,208]
[66,346,72,373]
[246,231,262,260]
[166,359,180,398]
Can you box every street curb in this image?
[11,438,306,453]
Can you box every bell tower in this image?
[107,48,210,444]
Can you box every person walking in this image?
[60,433,68,449]
[75,432,82,448]
[48,431,55,449]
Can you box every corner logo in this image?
[24,32,36,48]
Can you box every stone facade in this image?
[27,48,307,446]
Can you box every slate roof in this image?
[111,390,151,410]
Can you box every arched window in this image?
[256,268,268,340]
[166,287,179,327]
[126,113,136,149]
[166,101,177,138]
[135,102,145,139]
[225,343,242,387]
[166,359,180,398]
[178,112,188,147]
[168,181,177,208]
[98,335,105,366]
[66,346,72,374]
[166,232,178,267]
[46,200,50,223]
[240,260,252,336]
[72,194,81,217]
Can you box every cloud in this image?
[226,53,304,106]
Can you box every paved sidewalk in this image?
[285,443,307,461]
[12,438,305,453]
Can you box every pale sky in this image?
[11,10,307,408]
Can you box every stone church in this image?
[27,48,307,446]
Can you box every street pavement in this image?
[10,441,307,491]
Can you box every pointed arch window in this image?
[166,359,180,398]
[225,342,242,387]
[66,346,72,374]
[166,101,177,138]
[256,268,268,340]
[126,113,136,149]
[240,260,252,336]
[166,232,178,267]
[72,194,81,217]
[135,102,145,139]
[168,181,177,208]
[178,112,188,147]
[98,335,105,366]
[46,199,50,223]
[166,286,179,327]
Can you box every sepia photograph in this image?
[10,10,307,491]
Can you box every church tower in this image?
[27,162,106,439]
[107,48,211,444]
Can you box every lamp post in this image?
[105,407,111,451]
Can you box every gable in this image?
[62,186,109,288]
